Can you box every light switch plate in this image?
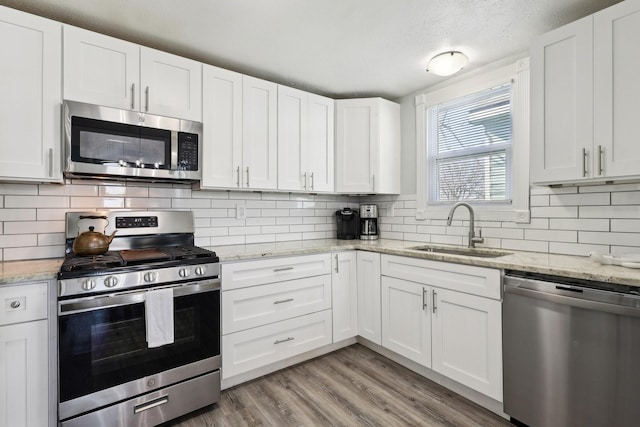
[236,202,246,220]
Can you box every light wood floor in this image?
[166,344,511,427]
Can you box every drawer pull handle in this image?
[422,288,427,311]
[10,301,21,309]
[133,396,169,414]
[274,337,294,345]
[273,267,294,272]
[274,298,294,305]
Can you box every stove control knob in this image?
[144,272,157,283]
[178,268,191,278]
[104,276,119,288]
[81,279,96,291]
[195,266,206,276]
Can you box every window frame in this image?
[415,59,531,223]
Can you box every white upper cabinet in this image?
[242,76,278,190]
[63,26,139,111]
[140,47,202,121]
[63,26,202,121]
[277,86,334,192]
[0,6,62,183]
[335,98,400,194]
[201,65,243,189]
[530,17,593,184]
[593,0,640,179]
[531,0,640,184]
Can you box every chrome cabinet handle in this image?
[10,301,20,309]
[48,148,53,177]
[422,288,427,311]
[582,148,588,177]
[131,83,135,109]
[145,86,149,111]
[274,298,294,305]
[134,396,169,414]
[335,254,339,273]
[273,266,294,272]
[432,290,437,314]
[246,166,250,187]
[236,166,240,187]
[274,337,294,345]
[310,172,314,190]
[303,172,307,190]
[598,145,604,175]
[372,174,376,192]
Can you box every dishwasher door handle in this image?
[504,283,640,318]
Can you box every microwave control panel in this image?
[177,132,199,171]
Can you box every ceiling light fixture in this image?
[426,51,468,76]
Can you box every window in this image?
[427,83,512,204]
[415,59,530,222]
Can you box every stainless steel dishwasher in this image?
[503,271,640,427]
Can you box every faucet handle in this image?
[471,228,484,245]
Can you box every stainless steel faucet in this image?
[446,202,484,248]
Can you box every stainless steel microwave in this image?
[63,100,202,182]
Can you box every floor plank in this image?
[165,344,511,427]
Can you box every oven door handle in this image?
[58,279,220,316]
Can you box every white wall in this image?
[0,181,358,262]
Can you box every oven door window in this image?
[58,290,219,403]
[71,116,171,170]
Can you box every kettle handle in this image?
[77,215,110,234]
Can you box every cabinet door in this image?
[356,251,381,344]
[530,16,593,183]
[381,277,431,367]
[0,7,61,182]
[242,76,278,190]
[336,99,377,193]
[431,288,502,401]
[307,94,335,192]
[594,1,640,179]
[0,320,48,427]
[201,65,243,189]
[331,252,358,342]
[277,85,307,191]
[63,25,139,111]
[140,47,202,121]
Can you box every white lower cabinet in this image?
[380,254,503,402]
[221,254,333,380]
[0,282,50,427]
[356,251,381,345]
[222,310,332,378]
[331,251,358,342]
[381,276,431,367]
[431,288,502,401]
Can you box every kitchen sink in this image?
[409,245,512,258]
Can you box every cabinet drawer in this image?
[381,255,501,300]
[222,253,331,290]
[222,274,332,334]
[0,282,48,326]
[222,310,332,378]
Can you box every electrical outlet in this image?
[236,202,246,220]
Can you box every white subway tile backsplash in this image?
[501,239,549,253]
[290,225,315,233]
[228,226,262,236]
[0,184,38,195]
[148,187,191,198]
[0,234,38,248]
[530,206,578,218]
[125,198,172,209]
[276,217,303,225]
[579,205,640,218]
[211,236,246,246]
[4,245,64,261]
[549,242,609,256]
[611,191,640,205]
[4,220,64,234]
[579,183,640,193]
[530,195,549,207]
[0,209,36,221]
[70,197,123,209]
[579,231,640,247]
[246,234,276,244]
[38,233,65,246]
[246,217,277,226]
[525,229,577,243]
[261,225,290,234]
[276,233,303,242]
[611,219,640,233]
[172,198,211,209]
[549,192,610,206]
[40,184,98,196]
[549,218,609,231]
[6,195,70,208]
[262,208,291,217]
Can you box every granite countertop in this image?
[2,239,640,287]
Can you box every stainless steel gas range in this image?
[57,211,220,427]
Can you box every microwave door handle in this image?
[58,279,220,316]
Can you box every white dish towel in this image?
[145,288,175,348]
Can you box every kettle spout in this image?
[106,230,118,243]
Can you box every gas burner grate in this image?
[60,252,124,272]
[162,246,216,260]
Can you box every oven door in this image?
[57,279,220,421]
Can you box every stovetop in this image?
[59,246,218,277]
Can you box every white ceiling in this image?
[0,0,623,99]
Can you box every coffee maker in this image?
[359,204,379,240]
[335,208,360,239]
